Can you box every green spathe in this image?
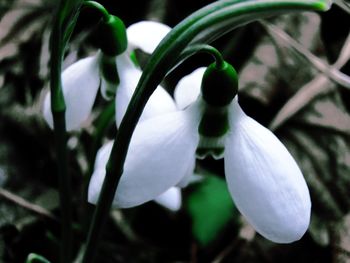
[98,15,128,57]
[201,61,238,107]
[198,61,238,138]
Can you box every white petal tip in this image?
[154,187,182,211]
[258,214,311,243]
[127,21,171,54]
[42,91,54,129]
[174,67,206,110]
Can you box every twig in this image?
[267,29,350,130]
[330,214,350,263]
[0,187,58,222]
[261,21,350,89]
[212,239,239,263]
[334,0,350,15]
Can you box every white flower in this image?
[81,21,185,211]
[43,21,176,131]
[89,67,311,243]
[88,67,205,211]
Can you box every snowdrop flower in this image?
[89,61,311,243]
[88,68,206,211]
[88,69,205,211]
[43,20,176,131]
[88,58,204,212]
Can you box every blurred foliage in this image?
[186,175,239,246]
[0,0,349,262]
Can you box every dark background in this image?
[0,0,349,262]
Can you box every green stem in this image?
[82,101,115,232]
[53,119,73,263]
[83,1,110,21]
[50,0,80,261]
[51,40,73,263]
[88,101,116,178]
[50,40,73,263]
[178,44,225,69]
[81,1,330,262]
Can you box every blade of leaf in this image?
[186,176,238,246]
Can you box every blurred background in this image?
[0,0,349,262]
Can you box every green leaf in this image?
[186,176,238,246]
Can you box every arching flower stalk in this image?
[89,61,311,243]
[43,21,176,131]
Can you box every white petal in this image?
[43,55,100,131]
[115,104,201,208]
[174,67,206,110]
[115,54,177,127]
[90,165,183,211]
[224,100,311,243]
[176,158,196,188]
[88,142,185,210]
[154,187,182,211]
[127,21,171,54]
[88,141,114,204]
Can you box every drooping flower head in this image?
[89,60,311,243]
[43,21,176,131]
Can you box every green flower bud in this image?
[98,15,127,57]
[201,61,238,107]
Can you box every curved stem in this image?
[83,1,110,21]
[178,44,225,69]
